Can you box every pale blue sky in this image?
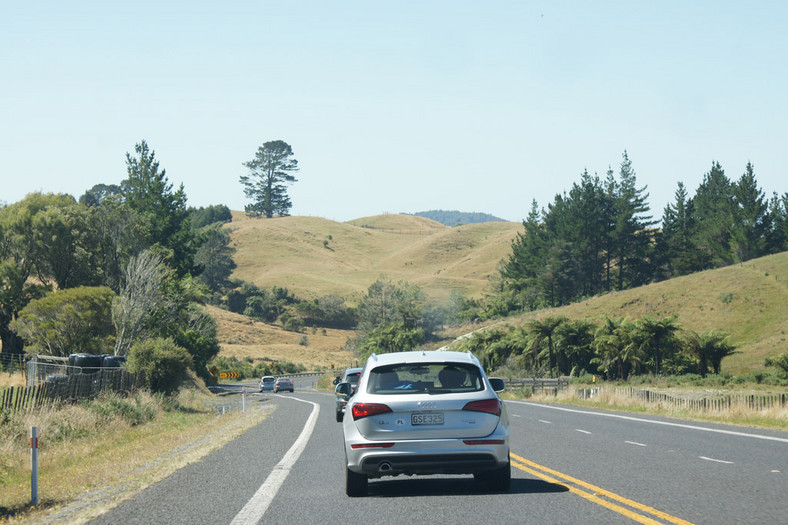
[2,1,786,222]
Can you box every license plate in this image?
[411,412,444,425]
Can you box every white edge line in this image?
[699,456,734,464]
[231,396,320,525]
[575,429,592,434]
[507,400,788,443]
[625,441,647,447]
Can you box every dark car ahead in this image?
[274,377,294,393]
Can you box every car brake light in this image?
[462,398,501,416]
[352,403,392,420]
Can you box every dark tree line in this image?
[0,141,237,383]
[500,152,786,312]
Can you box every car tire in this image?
[345,467,368,497]
[487,457,511,493]
[336,410,343,422]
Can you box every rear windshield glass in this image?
[345,373,361,383]
[262,377,275,383]
[367,363,484,394]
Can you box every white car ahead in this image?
[341,350,510,497]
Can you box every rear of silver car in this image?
[342,352,510,496]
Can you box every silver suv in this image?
[341,351,509,496]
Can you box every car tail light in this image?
[352,403,392,420]
[462,398,501,416]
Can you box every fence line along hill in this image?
[227,212,522,304]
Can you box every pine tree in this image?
[610,151,656,290]
[124,140,196,276]
[692,161,735,268]
[730,162,769,262]
[661,182,701,276]
[240,140,299,218]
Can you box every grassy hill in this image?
[223,212,787,375]
[438,251,788,374]
[228,212,521,304]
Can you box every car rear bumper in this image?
[346,437,509,478]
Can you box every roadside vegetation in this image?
[0,377,273,523]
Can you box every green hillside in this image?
[441,252,788,374]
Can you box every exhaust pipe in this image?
[379,461,393,473]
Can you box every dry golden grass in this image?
[209,305,356,370]
[502,386,788,430]
[226,212,521,304]
[0,372,25,389]
[0,388,273,524]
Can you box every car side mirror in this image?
[489,377,506,392]
[335,382,351,396]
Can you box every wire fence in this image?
[0,360,139,415]
[0,353,25,373]
[611,386,787,413]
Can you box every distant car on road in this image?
[341,351,509,497]
[259,375,276,392]
[274,377,294,393]
[335,367,363,422]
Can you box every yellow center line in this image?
[511,453,695,525]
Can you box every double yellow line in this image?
[511,453,694,525]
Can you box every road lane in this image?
[89,394,312,525]
[90,389,786,525]
[506,400,788,524]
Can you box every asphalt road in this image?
[90,379,787,525]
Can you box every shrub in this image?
[86,393,157,426]
[11,286,115,357]
[126,338,193,395]
[282,315,304,333]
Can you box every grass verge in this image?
[501,385,788,431]
[0,388,273,524]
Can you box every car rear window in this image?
[345,373,361,383]
[367,363,483,394]
[263,377,275,383]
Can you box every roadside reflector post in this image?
[30,426,39,506]
[242,388,246,412]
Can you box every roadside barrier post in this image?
[242,388,246,413]
[30,426,39,506]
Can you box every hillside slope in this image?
[440,251,788,374]
[227,212,521,304]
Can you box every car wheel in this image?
[487,457,511,493]
[336,410,343,422]
[345,467,367,497]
